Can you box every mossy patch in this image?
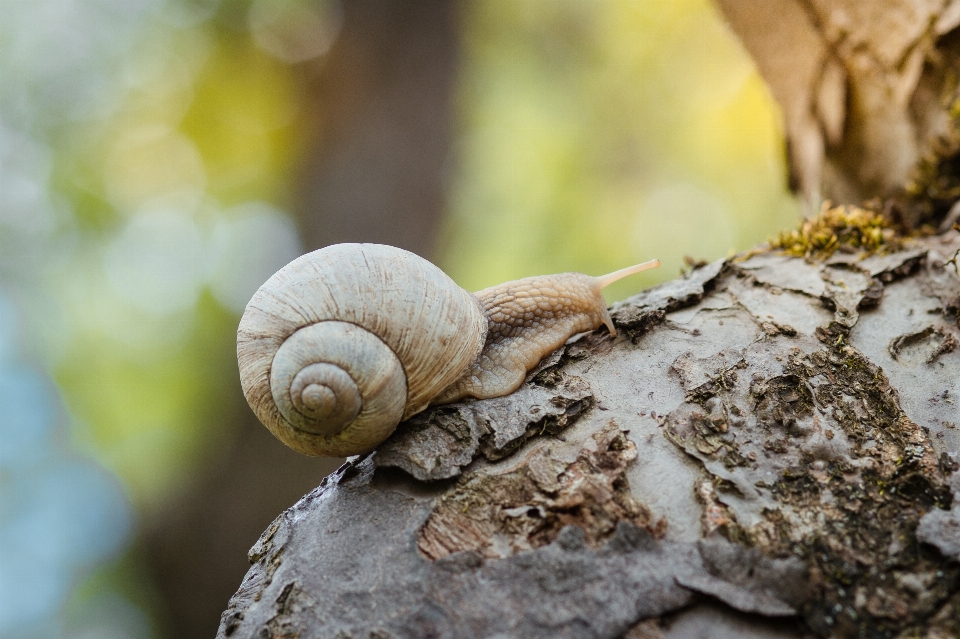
[770,204,901,260]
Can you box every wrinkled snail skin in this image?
[434,260,661,404]
[237,243,659,457]
[433,273,615,404]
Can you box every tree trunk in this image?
[715,0,960,227]
[215,2,960,637]
[295,0,459,256]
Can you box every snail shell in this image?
[238,243,659,457]
[238,243,486,457]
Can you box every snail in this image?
[237,243,659,457]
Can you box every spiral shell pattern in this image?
[237,244,487,457]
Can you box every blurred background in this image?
[0,0,800,637]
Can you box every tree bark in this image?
[215,1,960,637]
[715,0,960,227]
[215,232,960,638]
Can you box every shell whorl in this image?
[237,244,487,457]
[269,321,406,446]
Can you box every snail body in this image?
[238,243,658,457]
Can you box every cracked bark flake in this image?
[219,233,960,639]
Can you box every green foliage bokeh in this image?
[441,0,799,301]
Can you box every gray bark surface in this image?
[217,231,960,639]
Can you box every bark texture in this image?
[217,229,960,639]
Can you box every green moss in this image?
[769,204,901,260]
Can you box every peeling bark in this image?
[217,229,960,639]
[416,425,664,561]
